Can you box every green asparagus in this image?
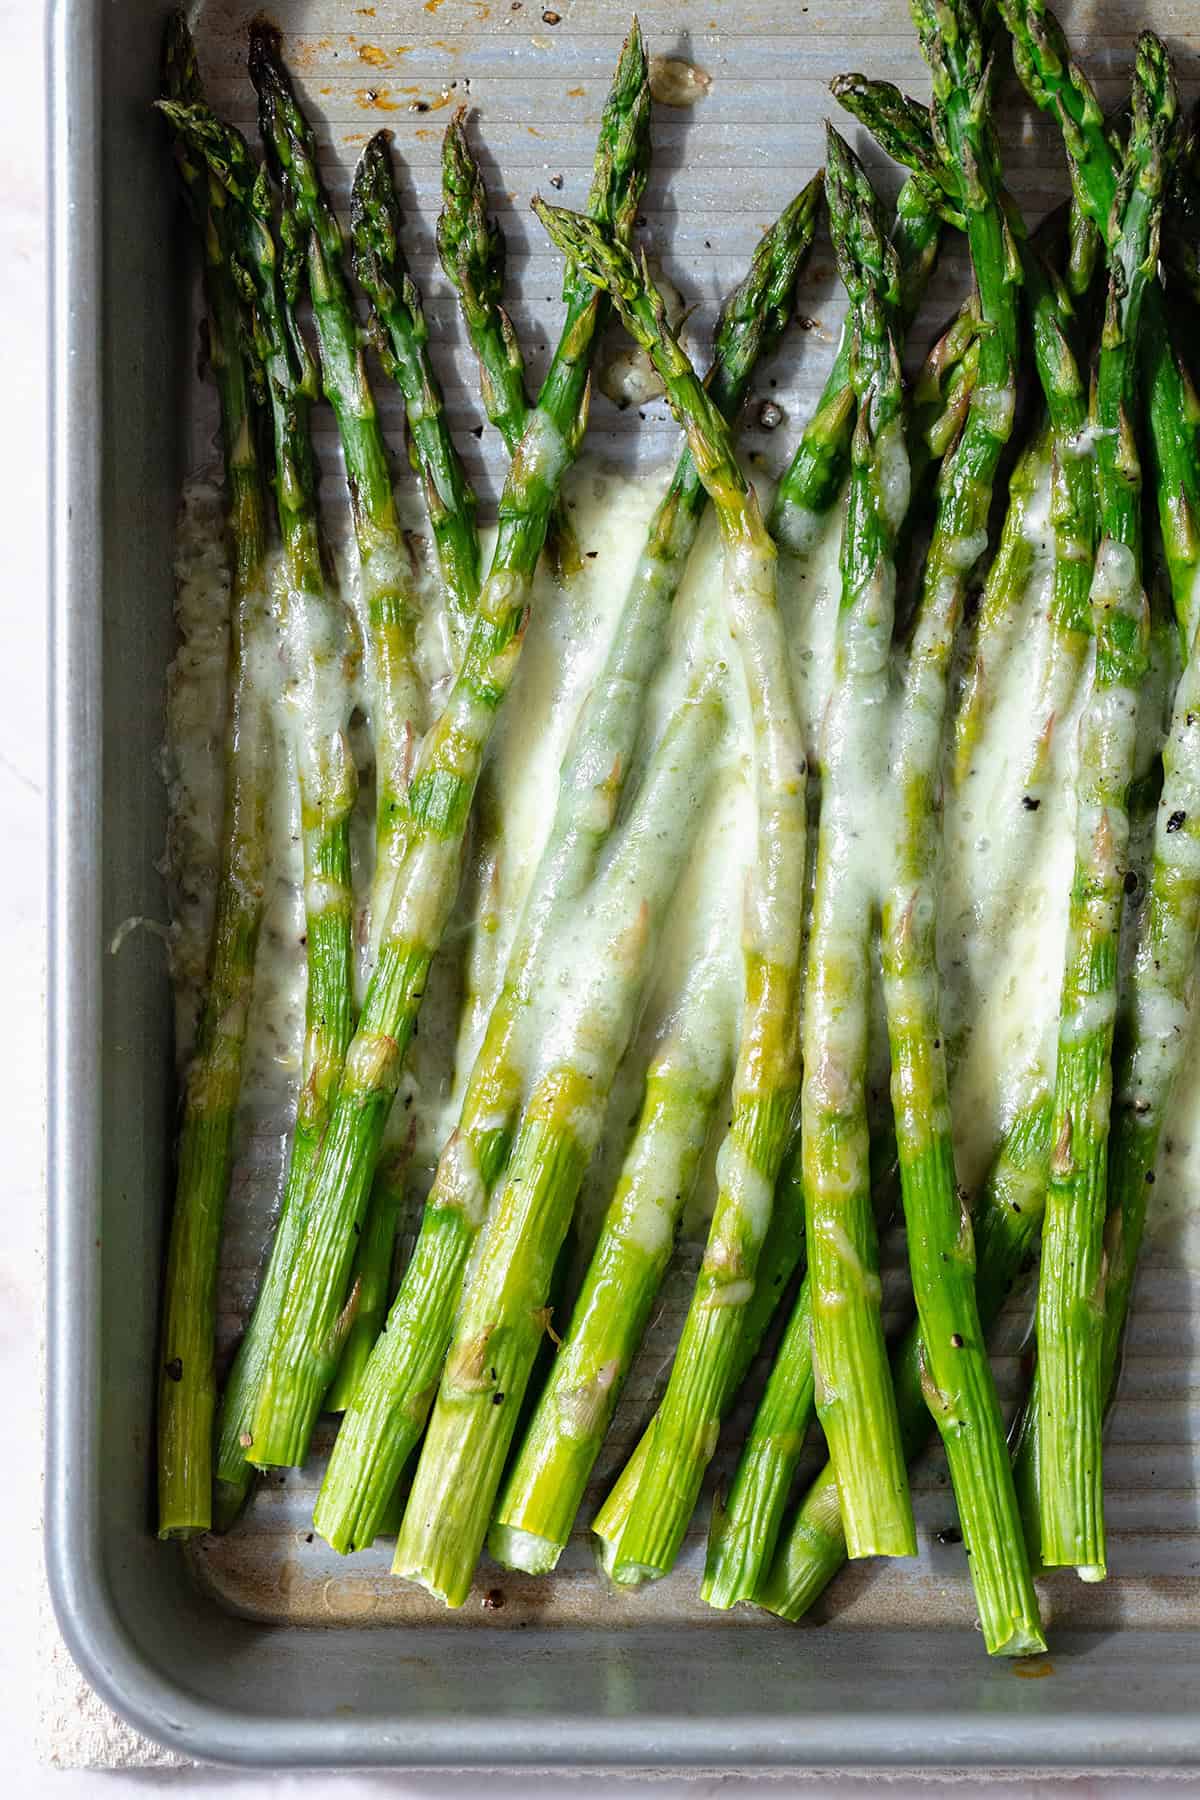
[393,680,724,1603]
[769,179,942,555]
[802,125,915,1561]
[155,94,363,1531]
[997,0,1200,649]
[1015,614,1200,1563]
[246,21,652,1474]
[250,22,424,940]
[438,106,579,578]
[314,166,820,1557]
[757,1093,1053,1621]
[482,177,822,1574]
[705,129,912,1593]
[491,955,736,1575]
[352,131,480,648]
[533,202,807,1587]
[326,1144,411,1414]
[1035,36,1174,1579]
[853,0,1046,1653]
[157,15,273,1538]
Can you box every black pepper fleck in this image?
[950,1333,964,1348]
[483,1588,505,1609]
[1022,795,1040,812]
[1124,870,1139,894]
[164,1357,183,1383]
[936,1526,962,1546]
[1168,810,1187,833]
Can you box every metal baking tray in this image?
[46,0,1200,1769]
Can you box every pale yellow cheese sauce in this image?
[162,445,1200,1328]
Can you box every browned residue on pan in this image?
[359,43,389,66]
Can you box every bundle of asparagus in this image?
[154,0,1200,1660]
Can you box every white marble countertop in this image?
[2,0,1190,1790]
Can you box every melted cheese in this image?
[165,443,1200,1323]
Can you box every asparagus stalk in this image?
[997,0,1200,649]
[863,0,1046,1655]
[949,426,1050,785]
[769,180,942,555]
[326,1144,410,1414]
[393,681,725,1604]
[592,1136,834,1582]
[249,22,424,941]
[829,84,1096,782]
[352,131,480,647]
[797,127,915,1561]
[313,168,821,1555]
[770,183,949,558]
[481,180,823,1575]
[533,203,807,1587]
[830,80,1094,703]
[739,230,1080,1623]
[1014,614,1200,1562]
[156,16,273,1537]
[155,96,364,1530]
[951,246,1095,911]
[438,106,579,578]
[707,130,912,1590]
[490,953,736,1574]
[756,1094,1053,1621]
[907,302,980,506]
[1035,39,1173,1580]
[246,22,652,1473]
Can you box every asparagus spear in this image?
[833,63,1098,883]
[769,179,942,556]
[707,248,1081,1606]
[856,0,1045,1654]
[324,1146,410,1414]
[707,129,912,1590]
[490,952,736,1574]
[352,131,480,647]
[246,22,652,1473]
[155,97,363,1530]
[480,179,823,1575]
[1035,38,1174,1580]
[1014,613,1200,1563]
[997,0,1200,649]
[797,126,916,1561]
[393,680,725,1604]
[591,1139,825,1582]
[756,1093,1053,1622]
[157,15,272,1537]
[249,22,424,941]
[586,201,966,1593]
[438,106,579,578]
[532,203,807,1587]
[313,169,821,1555]
[943,239,1095,1009]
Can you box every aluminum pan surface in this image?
[46,0,1200,1769]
